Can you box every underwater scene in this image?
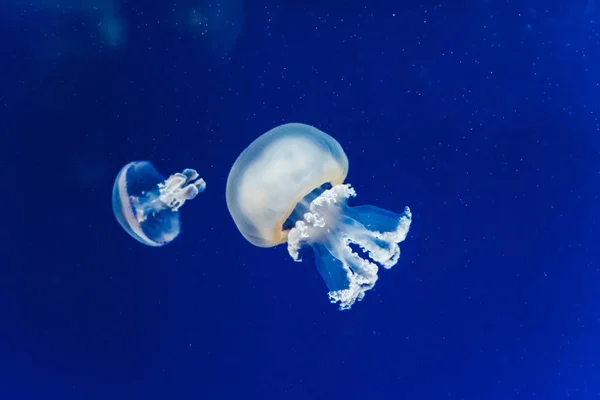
[2,0,600,398]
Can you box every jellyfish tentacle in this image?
[181,168,200,182]
[158,169,206,212]
[287,184,412,310]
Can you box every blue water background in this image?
[1,0,599,398]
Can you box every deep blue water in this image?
[2,0,600,399]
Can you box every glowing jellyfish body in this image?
[112,161,206,247]
[226,123,412,310]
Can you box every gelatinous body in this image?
[226,123,411,310]
[112,161,206,247]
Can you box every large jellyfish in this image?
[112,161,206,247]
[226,123,412,310]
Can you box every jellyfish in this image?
[112,161,206,247]
[226,123,412,310]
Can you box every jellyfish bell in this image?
[227,123,349,247]
[112,161,206,247]
[226,123,412,310]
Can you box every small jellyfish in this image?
[112,161,206,247]
[226,123,412,310]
